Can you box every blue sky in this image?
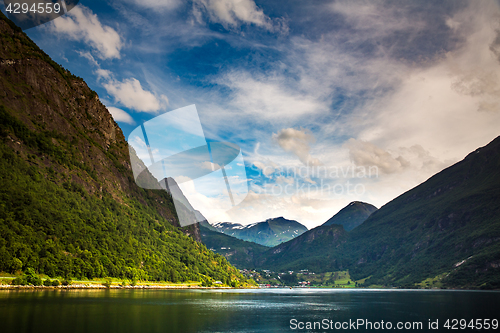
[5,0,500,228]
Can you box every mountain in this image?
[199,220,218,232]
[0,12,251,286]
[201,201,376,269]
[346,136,500,288]
[159,177,208,226]
[255,136,500,289]
[322,201,377,231]
[255,224,348,272]
[211,217,308,247]
[199,225,268,268]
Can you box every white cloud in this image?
[303,177,316,185]
[50,5,122,59]
[95,69,112,79]
[273,128,322,166]
[216,71,327,122]
[88,0,500,228]
[77,51,99,66]
[87,63,165,115]
[276,175,294,185]
[356,3,500,162]
[176,176,238,222]
[107,107,136,125]
[209,2,500,228]
[99,75,168,113]
[343,138,408,175]
[330,1,425,37]
[252,161,276,177]
[193,0,287,32]
[451,70,500,113]
[396,145,451,174]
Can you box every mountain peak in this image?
[210,217,308,247]
[266,216,285,222]
[322,201,377,231]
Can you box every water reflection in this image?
[1,289,499,333]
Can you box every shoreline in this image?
[2,285,495,291]
[0,284,236,290]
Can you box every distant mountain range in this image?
[201,136,500,289]
[208,217,308,247]
[199,225,268,268]
[322,201,377,231]
[199,200,372,267]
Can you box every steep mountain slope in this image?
[211,217,308,247]
[322,201,377,231]
[254,137,500,288]
[0,12,250,286]
[200,225,268,268]
[159,177,208,226]
[346,136,500,288]
[199,221,218,232]
[256,224,348,272]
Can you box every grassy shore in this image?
[0,273,246,290]
[0,280,233,290]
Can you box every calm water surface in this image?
[1,289,499,332]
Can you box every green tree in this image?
[11,257,22,272]
[25,267,42,286]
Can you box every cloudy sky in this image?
[7,0,500,228]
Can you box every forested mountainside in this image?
[0,12,251,286]
[200,201,374,271]
[255,224,348,273]
[200,225,268,268]
[346,136,500,289]
[253,137,500,289]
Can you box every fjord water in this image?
[1,289,499,332]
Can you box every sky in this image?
[4,0,500,228]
